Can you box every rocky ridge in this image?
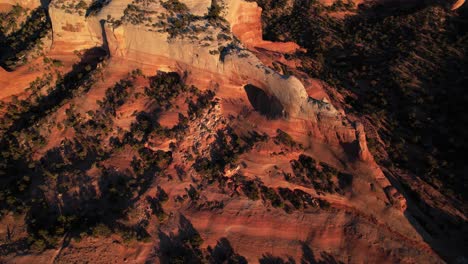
[48,0,376,162]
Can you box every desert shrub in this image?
[157,186,169,203]
[92,223,112,237]
[188,90,215,119]
[75,0,88,10]
[274,129,297,148]
[186,233,203,248]
[193,128,253,182]
[161,0,189,13]
[318,199,331,209]
[193,157,222,182]
[206,0,223,20]
[242,180,260,200]
[29,238,47,252]
[0,7,51,70]
[98,79,133,116]
[148,196,168,222]
[260,186,283,208]
[145,72,187,109]
[186,185,200,201]
[278,188,303,210]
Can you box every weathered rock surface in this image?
[47,0,336,120]
[180,0,211,16]
[48,0,103,51]
[355,122,371,162]
[0,0,40,9]
[226,0,300,52]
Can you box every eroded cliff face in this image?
[47,0,309,113]
[226,0,300,52]
[6,0,393,198]
[48,0,103,51]
[36,0,468,53]
[44,0,384,190]
[99,0,351,136]
[181,0,211,15]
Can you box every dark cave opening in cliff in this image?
[244,84,284,119]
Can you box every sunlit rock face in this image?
[1,0,41,9]
[180,0,212,15]
[44,0,372,160]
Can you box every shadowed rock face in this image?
[244,84,284,119]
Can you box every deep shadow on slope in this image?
[244,84,284,119]
[86,0,111,17]
[0,6,51,71]
[0,47,107,213]
[157,215,205,264]
[252,0,468,262]
[208,237,248,264]
[0,47,111,252]
[321,5,468,261]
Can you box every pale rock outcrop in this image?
[104,20,309,118]
[225,0,262,43]
[48,0,134,51]
[46,0,317,116]
[95,0,311,119]
[0,0,41,9]
[180,0,211,16]
[225,0,300,53]
[48,0,103,51]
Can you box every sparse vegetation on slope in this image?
[0,7,51,70]
[289,154,353,195]
[255,0,468,203]
[253,1,468,260]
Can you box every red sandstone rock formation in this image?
[0,0,456,263]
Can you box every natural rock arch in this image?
[244,84,285,119]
